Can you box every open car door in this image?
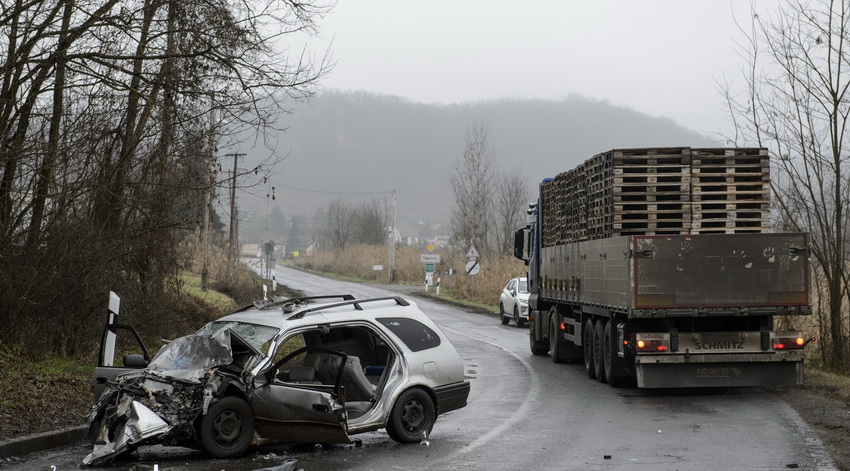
[92,323,151,401]
[251,347,352,444]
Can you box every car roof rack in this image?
[233,295,356,313]
[286,296,410,320]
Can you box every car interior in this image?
[271,325,396,419]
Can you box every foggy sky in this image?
[304,0,764,136]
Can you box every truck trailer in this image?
[514,147,814,388]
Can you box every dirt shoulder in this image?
[767,370,850,471]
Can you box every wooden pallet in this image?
[541,147,772,243]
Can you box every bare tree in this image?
[449,121,496,259]
[723,0,850,371]
[492,169,530,255]
[353,199,388,246]
[0,0,334,355]
[324,199,354,250]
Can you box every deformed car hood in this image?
[83,329,256,465]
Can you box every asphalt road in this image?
[11,264,838,470]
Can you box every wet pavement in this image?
[4,265,838,470]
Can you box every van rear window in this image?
[376,317,441,352]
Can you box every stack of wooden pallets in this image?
[539,147,770,246]
[690,148,770,234]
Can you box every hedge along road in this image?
[11,264,837,470]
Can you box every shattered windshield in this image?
[148,331,233,372]
[195,321,278,354]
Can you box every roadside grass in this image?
[181,272,236,309]
[805,367,850,408]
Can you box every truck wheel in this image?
[529,316,549,355]
[550,315,565,363]
[594,319,607,383]
[583,319,595,378]
[500,304,509,325]
[200,396,254,458]
[603,321,623,387]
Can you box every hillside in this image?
[239,91,718,238]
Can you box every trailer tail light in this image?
[771,332,815,350]
[635,333,670,352]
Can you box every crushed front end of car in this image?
[83,330,254,465]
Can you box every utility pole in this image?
[201,93,216,291]
[388,189,397,283]
[226,152,245,263]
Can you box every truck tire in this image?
[603,321,624,387]
[593,319,607,383]
[529,315,549,355]
[583,319,595,378]
[550,314,566,363]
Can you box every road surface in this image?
[12,263,837,470]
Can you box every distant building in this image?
[242,243,261,257]
[396,224,421,245]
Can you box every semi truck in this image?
[514,147,814,388]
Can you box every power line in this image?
[277,183,393,196]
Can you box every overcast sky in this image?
[305,0,768,137]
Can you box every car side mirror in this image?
[123,354,148,368]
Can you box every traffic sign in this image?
[465,259,480,276]
[426,243,436,253]
[425,263,435,273]
[421,254,441,263]
[466,244,480,259]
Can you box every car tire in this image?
[594,319,607,383]
[583,318,595,378]
[200,396,254,459]
[529,315,550,355]
[500,303,510,325]
[386,388,435,444]
[514,307,526,327]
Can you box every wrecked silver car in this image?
[85,329,264,464]
[86,295,470,465]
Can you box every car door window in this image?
[92,324,151,400]
[376,317,441,352]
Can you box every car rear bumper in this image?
[433,381,470,415]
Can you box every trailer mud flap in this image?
[635,361,803,388]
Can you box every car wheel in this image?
[529,315,550,355]
[583,319,595,378]
[200,396,254,458]
[603,321,623,387]
[594,319,607,383]
[386,388,435,444]
[514,307,526,327]
[500,303,509,325]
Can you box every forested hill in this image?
[245,91,718,229]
